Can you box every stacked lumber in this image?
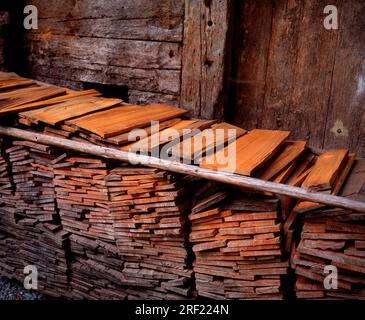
[7,140,61,222]
[53,154,194,299]
[53,155,137,298]
[0,137,20,279]
[0,84,66,116]
[0,137,12,203]
[54,155,113,241]
[0,227,21,281]
[69,235,128,300]
[189,183,288,300]
[200,129,291,175]
[283,149,355,253]
[2,140,71,298]
[0,72,364,301]
[106,166,193,299]
[293,159,365,300]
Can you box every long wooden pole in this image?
[0,125,364,212]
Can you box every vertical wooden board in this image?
[229,0,274,129]
[323,0,365,158]
[179,0,201,117]
[287,0,341,148]
[180,0,232,120]
[260,0,304,130]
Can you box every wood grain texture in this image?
[259,0,304,131]
[29,0,184,42]
[23,0,184,105]
[0,86,66,115]
[180,0,232,119]
[323,0,365,157]
[229,0,274,129]
[124,119,216,153]
[0,78,35,91]
[20,96,122,126]
[258,141,307,181]
[106,118,181,146]
[67,104,188,138]
[200,129,290,176]
[301,149,349,191]
[169,122,246,163]
[228,0,364,157]
[17,89,101,111]
[27,33,181,70]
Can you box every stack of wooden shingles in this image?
[52,154,194,299]
[0,77,66,117]
[292,158,365,300]
[3,140,71,298]
[0,137,12,203]
[54,155,112,241]
[3,72,363,300]
[281,148,355,251]
[52,154,125,299]
[189,183,288,299]
[106,166,193,299]
[0,137,20,279]
[17,95,199,298]
[174,129,313,300]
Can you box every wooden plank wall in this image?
[228,0,365,157]
[24,0,185,105]
[0,11,10,70]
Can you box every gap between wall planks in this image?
[0,125,364,212]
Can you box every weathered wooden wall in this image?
[20,0,230,114]
[228,0,365,157]
[180,0,233,120]
[24,0,185,105]
[0,10,10,71]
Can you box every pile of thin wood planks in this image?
[0,72,363,300]
[54,156,113,242]
[0,138,12,201]
[282,149,356,254]
[189,182,288,299]
[0,138,19,278]
[53,154,194,299]
[293,159,365,300]
[0,140,71,298]
[105,166,193,299]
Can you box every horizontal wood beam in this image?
[0,125,364,212]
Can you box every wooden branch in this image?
[0,125,364,212]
